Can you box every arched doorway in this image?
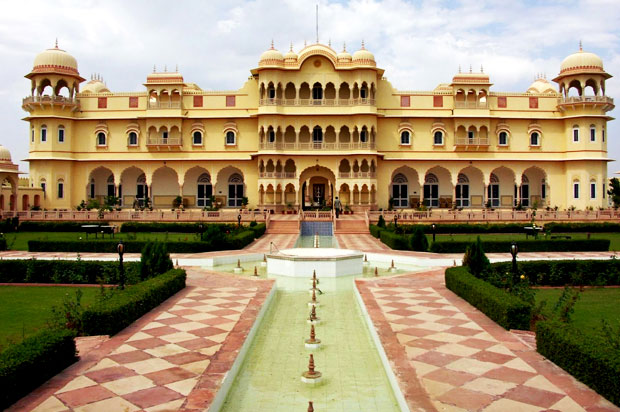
[299,165,336,209]
[228,173,244,207]
[392,173,408,208]
[197,173,212,207]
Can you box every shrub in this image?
[17,221,108,232]
[445,266,531,330]
[120,222,202,233]
[0,259,140,284]
[228,230,256,249]
[0,217,19,233]
[409,227,429,251]
[537,320,620,406]
[377,215,386,228]
[382,223,528,235]
[249,223,266,238]
[369,224,383,238]
[545,222,620,233]
[0,238,6,251]
[139,242,173,281]
[0,329,77,410]
[380,230,410,250]
[429,239,610,253]
[462,237,491,277]
[29,240,211,253]
[81,269,186,336]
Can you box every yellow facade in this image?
[21,42,614,212]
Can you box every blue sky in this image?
[0,0,618,174]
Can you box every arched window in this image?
[193,131,203,146]
[312,127,323,144]
[488,173,500,207]
[433,131,444,145]
[498,131,508,146]
[97,132,107,146]
[31,128,35,143]
[312,83,323,100]
[268,129,275,143]
[197,173,212,207]
[602,128,606,142]
[400,131,410,145]
[226,131,236,145]
[573,180,580,199]
[128,131,138,146]
[267,84,276,99]
[530,131,540,146]
[590,180,596,199]
[424,173,439,207]
[136,174,148,201]
[456,173,470,207]
[107,175,115,197]
[58,126,65,143]
[89,178,95,199]
[41,125,47,142]
[228,173,244,207]
[57,179,64,199]
[572,126,580,142]
[590,125,596,142]
[360,128,368,143]
[391,173,408,208]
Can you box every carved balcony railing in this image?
[147,101,182,109]
[455,137,489,146]
[258,172,297,178]
[338,172,376,178]
[259,97,375,106]
[259,141,375,151]
[454,101,489,109]
[22,95,80,109]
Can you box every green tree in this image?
[377,215,386,228]
[409,226,429,251]
[608,178,620,208]
[462,236,491,277]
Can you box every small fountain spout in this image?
[374,266,378,277]
[233,258,243,274]
[313,232,320,248]
[312,269,320,284]
[301,354,322,384]
[308,401,314,412]
[253,266,258,276]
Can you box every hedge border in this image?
[445,266,531,330]
[81,268,186,336]
[537,320,620,406]
[430,239,610,253]
[491,260,620,287]
[0,329,77,410]
[0,260,140,284]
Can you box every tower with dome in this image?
[14,41,613,212]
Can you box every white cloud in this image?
[0,0,619,172]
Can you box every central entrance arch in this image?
[299,165,336,208]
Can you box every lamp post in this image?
[431,223,437,242]
[117,240,125,290]
[237,213,242,227]
[393,215,398,227]
[510,241,518,284]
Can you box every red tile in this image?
[141,325,180,337]
[191,327,228,338]
[144,367,196,385]
[215,302,243,309]
[169,308,200,316]
[423,367,477,386]
[414,351,461,367]
[445,326,482,336]
[210,308,240,316]
[483,366,536,384]
[428,309,459,317]
[405,338,446,350]
[391,317,426,326]
[157,316,186,325]
[437,387,494,410]
[459,338,498,350]
[126,337,168,350]
[176,338,220,350]
[56,385,116,408]
[178,301,207,308]
[383,301,415,309]
[504,385,565,408]
[85,366,138,383]
[205,317,237,326]
[123,386,183,409]
[108,350,154,364]
[472,350,515,365]
[163,351,209,365]
[387,308,420,317]
[399,327,437,338]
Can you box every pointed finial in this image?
[304,39,307,47]
[54,38,58,49]
[270,39,274,50]
[164,65,167,72]
[361,39,366,50]
[290,42,294,52]
[343,42,347,52]
[480,64,484,73]
[579,40,583,51]
[175,64,178,72]
[153,64,156,73]
[469,64,472,73]
[458,64,461,73]
[328,38,331,47]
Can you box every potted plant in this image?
[344,204,352,215]
[241,196,249,209]
[172,195,183,208]
[286,202,293,214]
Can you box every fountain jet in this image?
[301,354,322,384]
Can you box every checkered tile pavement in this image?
[362,282,619,411]
[26,286,259,412]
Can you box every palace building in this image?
[18,41,614,212]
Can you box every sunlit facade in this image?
[21,41,613,211]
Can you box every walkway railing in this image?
[1,209,268,222]
[301,210,333,221]
[368,209,620,222]
[558,96,614,105]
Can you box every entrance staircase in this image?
[334,217,369,234]
[266,217,299,234]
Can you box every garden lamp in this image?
[393,215,398,227]
[238,213,242,227]
[510,241,519,283]
[117,240,125,290]
[431,223,437,242]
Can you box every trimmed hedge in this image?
[0,238,6,251]
[380,231,410,250]
[81,268,186,336]
[430,239,610,253]
[369,224,384,238]
[120,222,203,233]
[537,321,620,406]
[545,222,620,233]
[17,221,108,232]
[28,240,211,253]
[384,223,529,234]
[0,329,77,410]
[249,223,266,238]
[445,267,531,330]
[0,260,139,284]
[492,260,620,286]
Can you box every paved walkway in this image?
[10,269,273,412]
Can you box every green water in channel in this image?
[218,236,403,411]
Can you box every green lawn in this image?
[3,231,202,251]
[534,287,620,337]
[431,233,620,251]
[0,286,100,350]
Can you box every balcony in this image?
[146,137,182,148]
[259,98,375,106]
[455,137,489,147]
[338,172,376,179]
[147,101,182,109]
[557,95,614,111]
[22,95,80,111]
[258,172,296,179]
[454,101,489,109]
[259,141,376,151]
